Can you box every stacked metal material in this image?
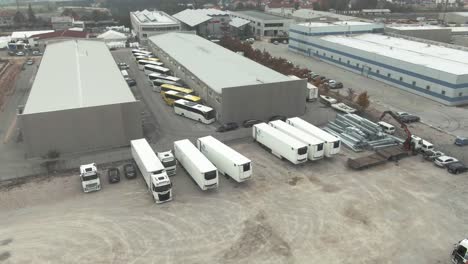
[325,114,401,151]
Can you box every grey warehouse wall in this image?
[221,79,307,123]
[19,101,143,157]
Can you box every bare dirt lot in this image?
[0,140,466,264]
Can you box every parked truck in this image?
[157,150,177,176]
[288,75,318,101]
[174,139,218,190]
[286,117,341,157]
[269,120,324,161]
[79,163,101,193]
[131,139,172,203]
[252,123,308,164]
[197,136,252,183]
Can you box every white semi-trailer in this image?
[286,117,341,157]
[174,139,218,190]
[252,123,308,164]
[197,136,252,183]
[269,120,325,160]
[131,139,172,203]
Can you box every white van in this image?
[377,121,395,134]
[120,70,129,78]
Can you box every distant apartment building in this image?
[51,16,85,30]
[130,9,180,44]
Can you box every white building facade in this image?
[130,9,180,44]
[230,10,292,37]
[289,31,468,106]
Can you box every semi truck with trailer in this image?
[269,120,325,161]
[286,117,341,157]
[252,123,308,165]
[197,136,252,183]
[157,150,177,176]
[174,139,218,190]
[79,163,101,193]
[131,139,172,203]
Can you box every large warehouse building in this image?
[19,40,143,157]
[384,25,451,43]
[149,33,306,123]
[289,33,468,106]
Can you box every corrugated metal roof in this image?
[150,33,293,93]
[131,9,178,25]
[321,34,468,75]
[173,9,228,27]
[23,40,137,114]
[229,17,250,28]
[232,10,287,21]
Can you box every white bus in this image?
[286,117,341,157]
[174,99,216,124]
[174,139,218,190]
[130,139,172,203]
[138,60,163,70]
[144,64,170,75]
[132,49,152,55]
[148,73,181,83]
[197,136,252,182]
[269,120,324,160]
[252,123,308,164]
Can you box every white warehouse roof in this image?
[150,33,293,93]
[299,21,374,28]
[229,17,250,28]
[386,24,447,30]
[23,40,137,114]
[321,34,468,75]
[173,9,228,27]
[131,9,178,25]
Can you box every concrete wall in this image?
[385,27,451,43]
[221,80,307,123]
[19,101,143,157]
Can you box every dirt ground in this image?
[0,140,465,264]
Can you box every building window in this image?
[347,60,350,64]
[426,85,430,90]
[412,81,416,86]
[257,22,260,26]
[442,90,446,95]
[376,70,380,74]
[142,33,148,38]
[316,50,319,54]
[323,52,326,56]
[356,63,360,68]
[331,55,334,59]
[339,58,341,62]
[387,73,391,78]
[459,92,463,96]
[400,77,403,82]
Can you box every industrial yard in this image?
[1,140,466,263]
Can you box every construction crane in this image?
[379,111,412,151]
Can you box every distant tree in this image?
[356,91,370,109]
[313,2,321,10]
[294,2,300,10]
[242,24,253,37]
[27,3,36,23]
[346,87,356,101]
[13,11,26,24]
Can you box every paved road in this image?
[253,41,468,137]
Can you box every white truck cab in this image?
[411,135,434,154]
[157,150,177,176]
[79,163,101,193]
[452,238,468,264]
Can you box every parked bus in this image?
[138,60,163,70]
[161,84,194,95]
[162,90,201,106]
[174,139,218,190]
[132,49,152,55]
[252,123,308,165]
[135,56,159,62]
[148,73,181,84]
[174,99,215,124]
[197,136,252,182]
[152,79,183,91]
[269,120,324,160]
[286,117,341,157]
[144,64,170,75]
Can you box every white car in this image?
[319,95,338,105]
[16,51,25,56]
[434,155,458,167]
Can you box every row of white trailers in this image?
[252,117,341,164]
[174,136,252,191]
